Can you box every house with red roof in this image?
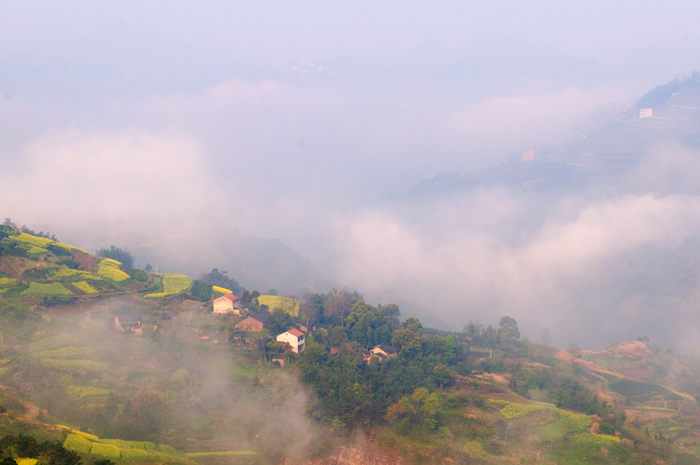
[213,293,241,315]
[276,328,305,353]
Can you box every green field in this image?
[20,282,74,297]
[144,273,193,299]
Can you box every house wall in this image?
[213,296,235,314]
[276,332,304,353]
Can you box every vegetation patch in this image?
[572,433,621,447]
[212,285,232,295]
[72,281,98,294]
[12,232,54,248]
[144,273,193,299]
[63,433,93,455]
[62,429,194,464]
[462,440,489,461]
[189,280,213,302]
[96,259,130,282]
[41,359,109,372]
[609,379,684,402]
[185,451,257,457]
[52,269,101,280]
[21,282,73,297]
[35,346,96,359]
[16,459,39,465]
[65,385,111,401]
[539,409,593,442]
[491,399,549,419]
[634,405,676,413]
[0,277,17,286]
[257,295,299,316]
[89,443,121,459]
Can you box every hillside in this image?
[398,74,700,201]
[3,228,700,464]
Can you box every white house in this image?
[213,293,241,314]
[276,328,305,353]
[639,107,653,119]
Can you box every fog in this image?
[3,2,700,350]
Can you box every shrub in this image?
[0,278,17,286]
[126,269,149,282]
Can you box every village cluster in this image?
[114,291,399,365]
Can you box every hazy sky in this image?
[3,1,700,349]
[2,1,698,67]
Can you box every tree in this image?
[433,363,456,393]
[199,268,241,295]
[96,246,134,268]
[144,263,153,273]
[498,316,520,346]
[391,328,424,352]
[324,290,355,326]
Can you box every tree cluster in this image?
[198,268,241,295]
[95,246,134,268]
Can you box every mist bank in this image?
[3,58,700,351]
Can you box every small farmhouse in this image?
[639,107,653,119]
[115,314,142,332]
[234,310,270,332]
[276,328,305,353]
[371,344,397,359]
[213,293,241,315]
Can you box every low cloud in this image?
[331,190,700,350]
[1,128,212,225]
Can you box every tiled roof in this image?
[286,328,304,337]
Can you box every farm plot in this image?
[96,258,130,282]
[212,285,232,296]
[62,429,196,464]
[144,274,193,299]
[609,379,686,402]
[72,281,98,294]
[35,345,108,372]
[52,269,102,281]
[189,280,213,302]
[21,282,74,297]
